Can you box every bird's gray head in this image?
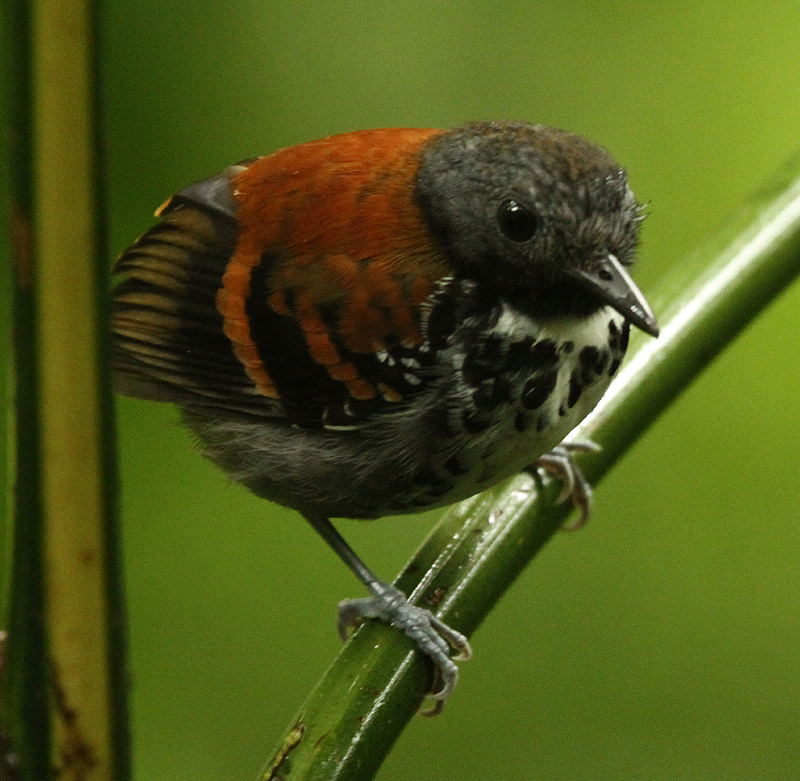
[415,121,657,336]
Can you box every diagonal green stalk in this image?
[261,148,800,781]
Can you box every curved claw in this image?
[530,440,601,530]
[338,582,471,706]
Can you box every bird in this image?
[111,120,658,705]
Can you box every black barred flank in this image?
[245,255,342,427]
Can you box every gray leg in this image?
[304,514,472,703]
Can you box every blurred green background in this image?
[104,0,800,778]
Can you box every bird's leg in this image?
[304,514,472,703]
[529,440,601,530]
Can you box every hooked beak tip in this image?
[629,306,659,338]
[572,254,659,338]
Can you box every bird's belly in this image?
[184,308,626,520]
[371,308,626,514]
[437,370,611,506]
[402,358,612,513]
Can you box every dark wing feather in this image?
[111,165,282,419]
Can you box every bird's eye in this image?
[497,199,539,242]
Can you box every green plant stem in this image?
[262,148,800,781]
[3,0,51,775]
[3,0,128,779]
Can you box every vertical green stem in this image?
[2,0,129,779]
[3,0,50,775]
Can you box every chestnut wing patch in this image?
[222,248,448,429]
[216,129,454,428]
[114,130,456,429]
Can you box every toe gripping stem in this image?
[531,440,601,530]
[339,582,472,707]
[305,515,472,711]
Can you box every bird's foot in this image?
[531,440,600,530]
[338,581,472,709]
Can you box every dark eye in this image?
[497,199,539,242]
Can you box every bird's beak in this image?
[566,254,659,337]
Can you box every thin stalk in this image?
[2,1,128,779]
[262,148,800,781]
[2,0,50,775]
